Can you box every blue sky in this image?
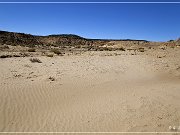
[0,1,180,41]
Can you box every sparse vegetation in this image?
[19,52,29,57]
[99,47,104,51]
[96,47,116,51]
[157,56,162,58]
[12,54,21,57]
[41,51,46,55]
[176,66,180,70]
[106,47,114,51]
[46,53,54,57]
[159,46,166,50]
[0,53,26,58]
[49,76,55,81]
[138,48,145,52]
[0,54,12,58]
[28,48,36,52]
[0,45,9,50]
[118,47,126,51]
[30,58,42,63]
[76,45,81,48]
[51,48,62,55]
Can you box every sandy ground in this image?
[0,47,180,135]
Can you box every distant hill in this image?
[0,30,148,47]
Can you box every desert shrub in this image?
[51,48,62,55]
[29,58,42,63]
[157,56,162,58]
[20,52,29,57]
[28,44,36,48]
[99,47,104,51]
[41,51,46,55]
[0,45,9,50]
[159,46,166,50]
[28,48,36,52]
[107,47,114,51]
[97,47,115,51]
[138,48,145,52]
[103,47,110,51]
[107,42,115,46]
[46,54,54,57]
[176,66,180,70]
[118,47,126,51]
[49,76,55,81]
[76,45,81,48]
[0,54,12,58]
[0,54,21,58]
[13,54,21,57]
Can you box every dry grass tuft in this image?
[28,48,36,52]
[118,47,126,51]
[138,48,145,52]
[51,48,62,55]
[0,45,9,50]
[49,76,55,81]
[46,53,54,57]
[30,58,42,63]
[0,54,12,58]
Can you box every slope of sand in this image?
[0,47,180,134]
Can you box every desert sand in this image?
[0,44,180,135]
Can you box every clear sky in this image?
[0,1,180,41]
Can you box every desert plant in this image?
[49,76,55,81]
[107,47,114,51]
[51,48,62,55]
[138,48,145,52]
[46,53,54,57]
[99,47,104,51]
[28,48,36,52]
[0,54,12,58]
[30,58,42,63]
[118,47,126,51]
[0,45,9,50]
[41,51,46,55]
[20,52,29,57]
[76,45,81,48]
[12,54,21,57]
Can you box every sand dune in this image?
[0,47,180,134]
